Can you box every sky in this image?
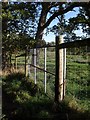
[43,7,84,43]
[2,2,87,43]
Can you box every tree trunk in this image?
[35,5,48,42]
[2,2,8,71]
[2,50,10,71]
[32,5,48,65]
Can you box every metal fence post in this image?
[28,49,31,77]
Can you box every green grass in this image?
[2,49,90,120]
[3,72,89,120]
[2,72,55,119]
[66,53,90,112]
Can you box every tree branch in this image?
[74,20,90,27]
[42,2,89,30]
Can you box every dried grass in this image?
[2,67,25,76]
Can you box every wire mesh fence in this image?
[7,38,90,111]
[66,45,90,111]
[27,47,55,98]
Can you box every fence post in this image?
[25,49,27,77]
[55,35,64,102]
[28,49,31,77]
[25,46,28,77]
[34,48,37,84]
[44,48,47,93]
[63,48,66,98]
[15,53,17,72]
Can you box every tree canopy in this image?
[2,2,90,52]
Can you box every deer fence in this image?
[9,36,90,111]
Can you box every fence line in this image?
[15,38,90,58]
[55,36,90,102]
[26,47,55,93]
[27,36,90,101]
[59,38,90,49]
[29,63,55,76]
[26,38,90,50]
[16,36,90,102]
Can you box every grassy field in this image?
[11,48,90,110]
[66,61,90,112]
[2,48,90,120]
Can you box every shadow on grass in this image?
[2,72,90,120]
[2,95,90,120]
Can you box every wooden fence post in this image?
[34,48,37,84]
[15,53,17,72]
[25,46,28,77]
[28,49,31,77]
[25,49,27,77]
[55,35,64,102]
[44,48,47,93]
[63,48,66,98]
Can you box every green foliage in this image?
[68,5,90,36]
[2,2,36,70]
[38,110,49,118]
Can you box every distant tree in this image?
[66,2,90,39]
[2,2,36,69]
